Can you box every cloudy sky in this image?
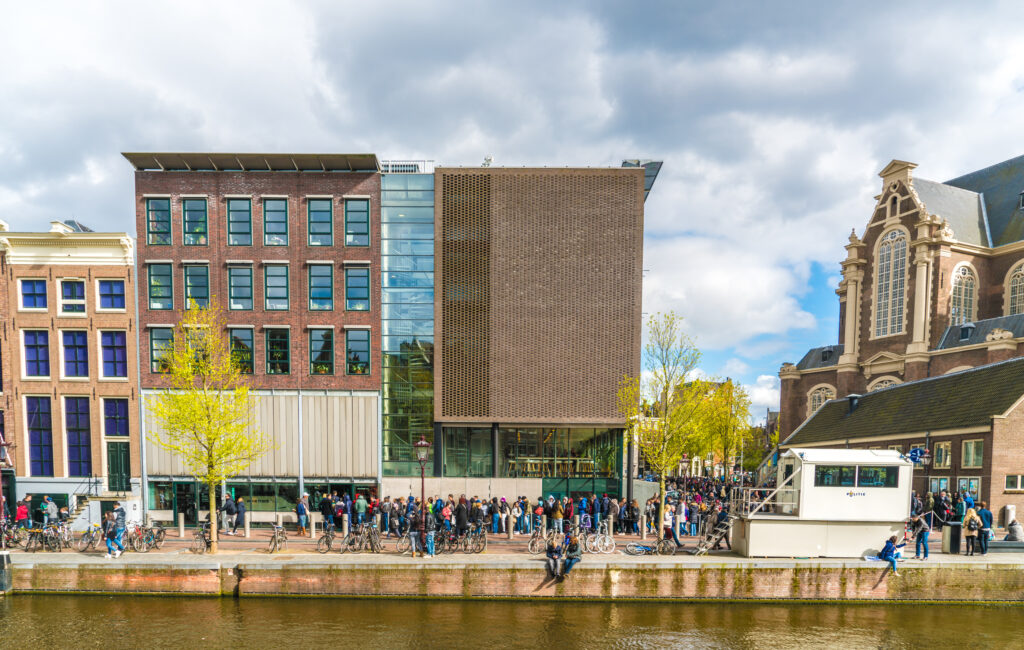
[3,1,1024,419]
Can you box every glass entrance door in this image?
[175,482,197,525]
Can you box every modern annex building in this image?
[0,219,140,522]
[124,153,656,523]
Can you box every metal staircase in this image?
[691,516,736,556]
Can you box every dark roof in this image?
[795,344,844,370]
[122,152,380,173]
[783,357,1024,446]
[912,179,989,247]
[937,314,1024,349]
[945,153,1024,247]
[62,219,93,232]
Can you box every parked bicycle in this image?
[624,538,676,556]
[527,526,560,555]
[24,525,62,553]
[585,520,615,554]
[191,522,212,554]
[267,524,288,553]
[76,523,105,552]
[465,521,487,554]
[316,523,337,554]
[1,521,25,548]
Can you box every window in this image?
[147,198,172,245]
[346,329,370,375]
[933,441,951,469]
[101,331,128,378]
[345,199,370,246]
[1008,262,1024,316]
[857,466,898,488]
[65,397,91,477]
[962,440,984,469]
[228,266,253,310]
[1006,474,1023,491]
[104,398,129,436]
[308,265,333,311]
[184,266,209,308]
[869,379,897,392]
[21,279,46,309]
[63,331,89,378]
[950,265,976,326]
[230,328,254,374]
[227,198,252,245]
[61,280,85,314]
[24,330,50,377]
[874,229,908,337]
[98,280,126,310]
[310,328,334,375]
[345,267,370,310]
[887,445,903,452]
[807,386,835,416]
[26,396,53,476]
[264,265,289,310]
[148,264,173,310]
[814,465,856,487]
[150,328,173,373]
[264,198,288,246]
[308,199,333,246]
[959,324,975,342]
[266,329,290,374]
[183,198,208,245]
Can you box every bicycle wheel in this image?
[527,536,545,555]
[625,542,643,556]
[268,535,279,554]
[396,535,410,554]
[191,533,207,554]
[599,535,615,554]
[278,535,287,552]
[657,539,676,556]
[154,528,166,549]
[45,535,62,553]
[316,535,333,554]
[136,535,151,553]
[475,534,487,554]
[76,531,95,552]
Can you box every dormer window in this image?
[1019,191,1024,209]
[959,323,975,342]
[821,348,833,364]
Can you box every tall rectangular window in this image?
[264,265,289,310]
[310,328,333,375]
[345,329,370,375]
[933,441,951,469]
[101,331,128,378]
[65,397,92,477]
[104,398,129,436]
[228,198,252,246]
[150,328,172,373]
[345,199,370,246]
[963,440,984,469]
[266,329,290,375]
[98,280,126,309]
[230,328,254,374]
[146,198,171,245]
[61,280,86,314]
[24,330,50,377]
[228,266,253,310]
[183,198,208,246]
[63,331,89,378]
[148,264,173,310]
[27,396,53,476]
[345,267,370,310]
[21,279,47,309]
[308,199,333,246]
[184,266,210,308]
[264,198,288,246]
[308,264,333,311]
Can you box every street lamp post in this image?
[414,435,432,555]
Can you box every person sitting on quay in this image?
[879,535,906,576]
[544,538,563,579]
[562,535,582,578]
[1005,518,1023,541]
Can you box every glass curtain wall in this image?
[381,173,435,476]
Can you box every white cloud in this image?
[745,375,781,423]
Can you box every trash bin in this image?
[942,521,962,554]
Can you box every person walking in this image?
[221,495,237,535]
[232,497,246,536]
[910,513,930,560]
[976,501,994,555]
[963,507,982,556]
[103,511,123,559]
[111,501,127,555]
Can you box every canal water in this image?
[0,596,1019,648]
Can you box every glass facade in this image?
[381,173,435,476]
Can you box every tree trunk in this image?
[209,480,219,553]
[658,475,666,540]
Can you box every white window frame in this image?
[1005,474,1024,492]
[1004,261,1024,316]
[95,278,128,313]
[17,277,48,313]
[97,329,130,381]
[100,396,131,440]
[933,441,952,469]
[58,277,88,317]
[57,328,90,381]
[949,263,978,326]
[20,328,51,380]
[961,439,984,469]
[806,384,836,417]
[871,227,909,338]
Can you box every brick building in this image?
[125,153,382,523]
[781,358,1024,521]
[781,155,1024,439]
[0,219,139,522]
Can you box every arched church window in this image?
[950,265,977,326]
[874,230,908,337]
[807,386,835,416]
[1009,262,1024,315]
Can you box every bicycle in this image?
[625,538,676,556]
[150,522,167,549]
[191,523,212,554]
[317,523,336,554]
[585,520,616,554]
[528,526,560,555]
[465,522,487,554]
[76,523,105,552]
[267,524,288,553]
[1,521,25,548]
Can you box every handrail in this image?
[732,466,802,518]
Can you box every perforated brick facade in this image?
[435,167,644,425]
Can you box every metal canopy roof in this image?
[122,152,380,172]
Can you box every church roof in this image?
[945,153,1024,247]
[912,179,990,247]
[782,357,1024,446]
[936,314,1024,349]
[795,344,844,370]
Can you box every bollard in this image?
[0,551,11,595]
[640,514,647,540]
[178,513,185,538]
[310,516,316,538]
[275,513,283,528]
[342,514,349,537]
[376,512,382,530]
[573,514,580,529]
[507,517,513,540]
[244,518,251,539]
[608,513,615,541]
[541,514,547,533]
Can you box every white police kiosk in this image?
[731,448,913,558]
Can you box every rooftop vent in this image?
[847,393,862,414]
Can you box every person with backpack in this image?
[220,495,237,535]
[963,507,982,556]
